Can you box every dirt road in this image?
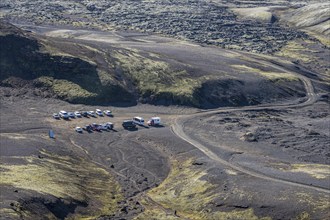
[172,59,329,193]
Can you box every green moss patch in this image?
[136,159,270,220]
[36,76,97,101]
[0,150,123,219]
[114,51,204,106]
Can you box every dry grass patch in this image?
[275,40,316,63]
[290,164,330,179]
[232,64,298,81]
[231,7,275,23]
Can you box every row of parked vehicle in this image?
[74,116,162,133]
[75,122,114,133]
[53,109,113,119]
[122,116,161,129]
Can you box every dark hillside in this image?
[0,21,307,108]
[0,22,134,105]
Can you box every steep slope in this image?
[279,3,330,46]
[0,22,135,105]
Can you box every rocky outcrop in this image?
[1,0,310,54]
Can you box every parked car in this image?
[101,122,114,130]
[105,122,114,130]
[68,112,75,118]
[96,109,103,116]
[87,111,96,117]
[122,120,136,129]
[98,124,106,130]
[53,113,60,119]
[81,111,88,117]
[75,127,83,133]
[74,111,82,117]
[59,110,69,119]
[133,116,144,125]
[91,123,101,131]
[148,117,161,126]
[99,124,108,131]
[103,110,113,117]
[83,125,93,132]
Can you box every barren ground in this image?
[0,1,329,219]
[0,83,329,219]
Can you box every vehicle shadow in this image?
[137,124,149,129]
[151,124,165,128]
[124,127,138,132]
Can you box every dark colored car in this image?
[83,125,93,132]
[105,122,114,130]
[122,120,137,129]
[91,123,101,131]
[81,111,88,117]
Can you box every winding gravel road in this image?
[171,59,329,193]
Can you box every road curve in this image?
[23,25,326,192]
[171,60,329,194]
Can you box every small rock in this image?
[308,130,320,136]
[121,206,129,214]
[192,162,204,165]
[240,132,257,142]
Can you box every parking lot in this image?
[50,109,165,134]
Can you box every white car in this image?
[96,109,103,116]
[133,116,144,125]
[74,111,82,117]
[53,113,60,119]
[148,117,161,126]
[103,110,113,116]
[75,127,83,133]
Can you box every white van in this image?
[133,116,144,125]
[59,110,69,119]
[148,117,161,126]
[96,109,103,116]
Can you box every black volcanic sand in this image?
[0,96,195,219]
[1,96,329,219]
[2,24,312,108]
